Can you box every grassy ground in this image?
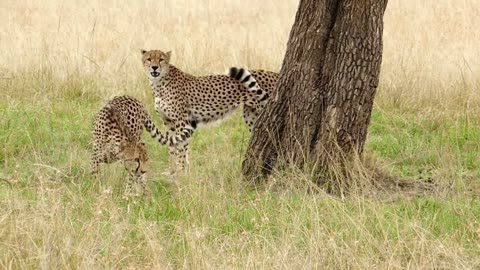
[1,0,480,269]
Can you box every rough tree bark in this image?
[243,0,388,182]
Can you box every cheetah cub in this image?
[90,95,179,197]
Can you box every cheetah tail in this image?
[143,118,170,145]
[227,67,269,103]
[144,118,194,146]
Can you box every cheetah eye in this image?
[146,58,151,62]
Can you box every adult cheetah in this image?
[141,49,279,173]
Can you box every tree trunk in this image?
[243,0,388,183]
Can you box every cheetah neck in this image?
[149,65,193,98]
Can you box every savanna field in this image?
[1,0,480,268]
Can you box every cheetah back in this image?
[91,96,149,170]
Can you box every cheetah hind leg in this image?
[243,105,260,132]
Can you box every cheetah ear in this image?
[165,51,172,63]
[141,49,147,56]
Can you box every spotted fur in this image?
[141,49,279,173]
[227,67,270,106]
[90,95,174,196]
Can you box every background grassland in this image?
[1,0,480,269]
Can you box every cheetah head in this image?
[141,49,172,81]
[118,141,149,176]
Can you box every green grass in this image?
[368,107,480,184]
[0,75,479,269]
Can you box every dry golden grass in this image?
[1,0,479,116]
[381,0,480,121]
[0,0,479,269]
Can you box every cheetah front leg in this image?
[167,144,178,175]
[138,173,150,196]
[163,119,179,175]
[164,118,195,175]
[175,138,190,172]
[172,118,196,174]
[166,135,192,175]
[124,171,149,199]
[124,172,136,199]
